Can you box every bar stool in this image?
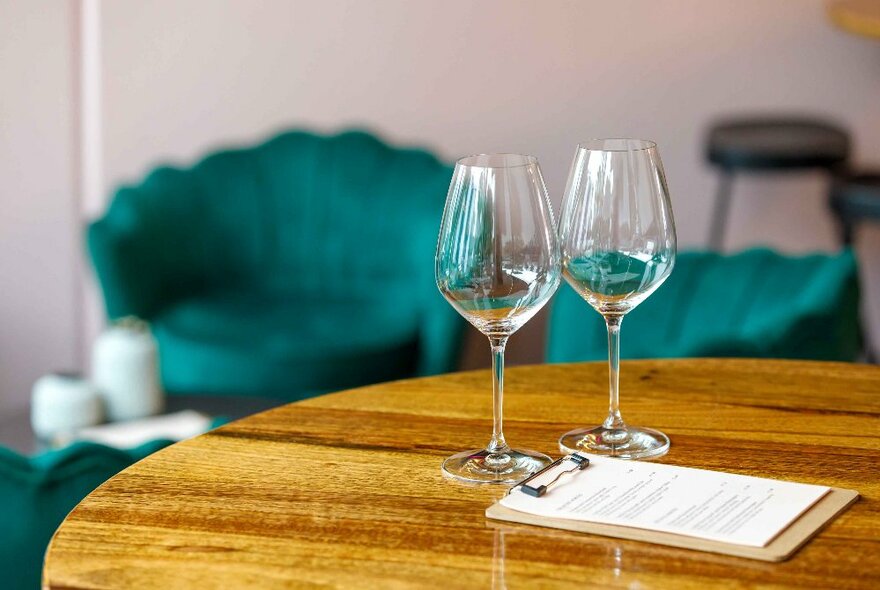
[829,172,880,362]
[830,172,880,245]
[706,116,850,250]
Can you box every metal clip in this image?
[513,453,591,498]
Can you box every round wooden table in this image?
[43,359,880,589]
[828,0,880,40]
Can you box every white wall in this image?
[99,0,880,366]
[101,0,880,240]
[1,0,879,411]
[0,1,77,413]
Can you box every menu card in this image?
[500,454,830,547]
[67,410,214,449]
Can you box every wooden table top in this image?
[44,359,880,589]
[829,0,880,40]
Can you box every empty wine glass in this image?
[557,139,676,459]
[436,153,561,484]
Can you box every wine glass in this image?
[557,139,676,459]
[436,153,561,484]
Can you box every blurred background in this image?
[3,1,879,416]
[2,1,880,586]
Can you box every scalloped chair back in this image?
[88,130,463,399]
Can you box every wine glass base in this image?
[441,448,552,484]
[558,425,669,460]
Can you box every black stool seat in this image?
[831,173,880,221]
[830,172,880,246]
[708,117,850,170]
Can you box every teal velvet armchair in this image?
[88,130,464,400]
[548,248,861,362]
[0,440,171,590]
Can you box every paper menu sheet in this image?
[69,411,214,449]
[500,454,830,547]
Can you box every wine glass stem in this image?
[603,315,626,430]
[487,336,510,455]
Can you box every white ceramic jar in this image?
[92,321,164,421]
[31,372,104,441]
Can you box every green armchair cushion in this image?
[0,440,172,590]
[153,289,421,398]
[88,130,464,400]
[548,248,860,362]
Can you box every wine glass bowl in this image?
[436,153,561,483]
[440,264,557,337]
[563,250,674,316]
[557,139,676,459]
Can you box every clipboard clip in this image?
[511,453,590,498]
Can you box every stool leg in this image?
[864,338,876,364]
[709,172,733,251]
[839,219,854,247]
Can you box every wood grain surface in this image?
[828,0,880,40]
[43,359,880,589]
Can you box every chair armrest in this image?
[746,249,860,361]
